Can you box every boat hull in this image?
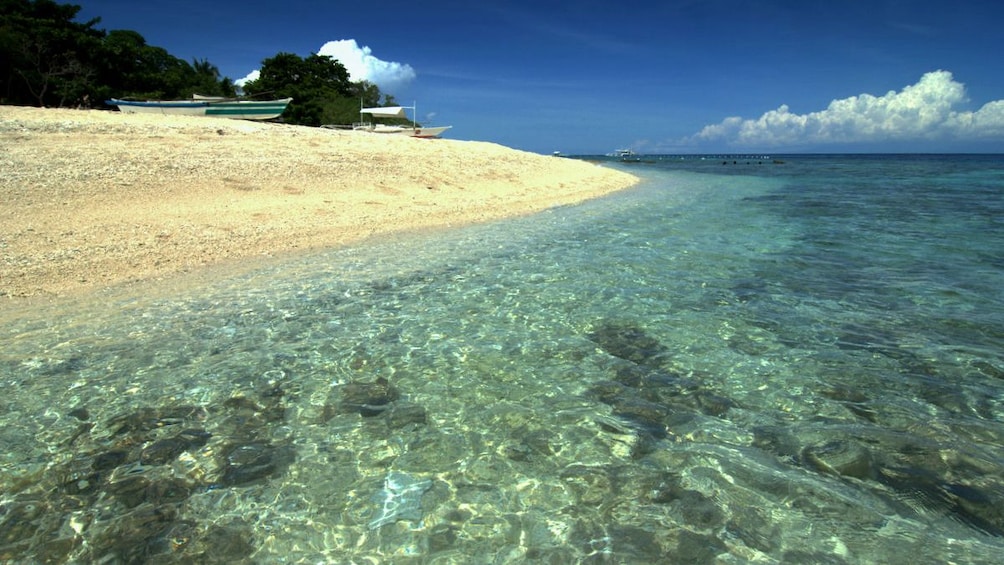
[106,98,292,121]
[204,99,293,120]
[354,124,452,138]
[401,125,452,138]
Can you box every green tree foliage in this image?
[314,81,401,128]
[242,53,399,126]
[91,29,235,101]
[1,0,103,106]
[1,0,395,124]
[349,80,399,114]
[241,52,351,126]
[1,0,234,107]
[191,59,236,98]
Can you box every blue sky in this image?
[79,0,1004,154]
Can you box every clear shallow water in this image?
[2,155,1003,563]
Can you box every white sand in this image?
[0,106,637,300]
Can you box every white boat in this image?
[352,104,451,138]
[610,148,636,159]
[361,123,453,138]
[105,96,292,121]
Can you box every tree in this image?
[1,0,397,121]
[349,80,398,109]
[241,52,354,126]
[1,0,103,106]
[1,0,236,107]
[94,31,235,101]
[308,81,397,128]
[191,58,235,98]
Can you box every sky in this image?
[78,0,1004,154]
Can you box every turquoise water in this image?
[2,154,1003,563]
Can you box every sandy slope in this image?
[0,106,636,300]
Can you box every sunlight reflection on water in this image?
[3,158,1004,563]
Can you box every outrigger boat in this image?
[105,95,292,121]
[352,103,451,138]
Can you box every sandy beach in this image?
[1,106,636,300]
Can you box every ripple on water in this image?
[2,158,1004,562]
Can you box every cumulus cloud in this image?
[319,39,417,88]
[688,71,1004,148]
[235,70,258,87]
[235,39,416,90]
[318,39,416,89]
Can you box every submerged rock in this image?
[751,425,801,461]
[819,385,880,422]
[91,449,130,471]
[691,390,737,418]
[222,395,285,428]
[0,497,49,549]
[673,529,728,564]
[650,475,724,530]
[877,465,1004,537]
[386,402,427,429]
[339,377,401,416]
[754,423,1004,539]
[611,397,671,439]
[608,361,736,419]
[88,502,181,563]
[801,440,876,480]
[972,360,1004,380]
[560,464,616,506]
[218,442,295,487]
[569,522,668,562]
[193,523,256,563]
[107,405,206,435]
[502,425,556,462]
[5,382,298,563]
[106,472,192,509]
[585,379,632,404]
[588,321,670,366]
[140,428,211,465]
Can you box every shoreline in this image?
[1,106,637,303]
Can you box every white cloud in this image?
[318,39,416,89]
[945,99,1004,138]
[234,39,416,90]
[235,70,258,88]
[688,71,1004,148]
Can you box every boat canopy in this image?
[361,106,407,118]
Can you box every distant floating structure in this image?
[607,148,641,162]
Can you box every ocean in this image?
[2,154,1003,563]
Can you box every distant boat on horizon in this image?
[609,148,641,161]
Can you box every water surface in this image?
[2,154,1003,563]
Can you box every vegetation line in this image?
[2,0,401,126]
